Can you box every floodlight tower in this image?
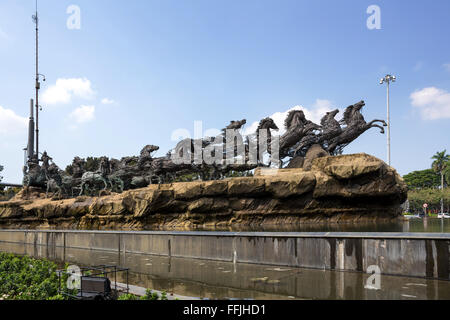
[379,74,396,166]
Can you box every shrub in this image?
[0,253,69,300]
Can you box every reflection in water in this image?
[174,218,450,233]
[1,242,449,300]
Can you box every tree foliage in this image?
[118,289,168,300]
[0,164,3,183]
[445,166,450,187]
[403,169,440,189]
[403,150,450,189]
[431,150,450,189]
[431,150,450,176]
[408,188,450,213]
[0,253,72,300]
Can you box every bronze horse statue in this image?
[326,101,386,154]
[293,109,342,155]
[279,110,320,158]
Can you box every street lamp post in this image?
[380,74,396,166]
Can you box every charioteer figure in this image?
[71,157,86,178]
[98,157,111,178]
[40,151,52,173]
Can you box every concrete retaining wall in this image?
[0,230,449,280]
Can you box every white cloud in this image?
[101,98,115,105]
[42,78,95,105]
[410,87,450,120]
[0,106,27,135]
[443,63,450,72]
[69,105,95,124]
[243,99,336,136]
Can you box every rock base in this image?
[0,153,407,230]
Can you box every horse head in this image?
[284,110,305,130]
[225,119,247,130]
[321,109,340,126]
[327,109,340,118]
[141,144,160,155]
[354,100,365,110]
[258,117,279,131]
[341,101,365,125]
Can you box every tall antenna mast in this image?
[32,0,44,159]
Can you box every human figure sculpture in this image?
[71,157,86,178]
[40,151,52,173]
[98,157,111,178]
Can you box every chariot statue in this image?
[22,99,387,197]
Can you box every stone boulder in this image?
[303,144,330,170]
[286,156,304,169]
[0,153,407,230]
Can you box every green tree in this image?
[445,166,450,187]
[408,188,450,213]
[403,169,440,189]
[431,150,450,213]
[432,150,450,187]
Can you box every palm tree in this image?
[431,150,450,213]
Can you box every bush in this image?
[118,289,168,300]
[0,253,70,300]
[141,289,168,300]
[118,293,139,300]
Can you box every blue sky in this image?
[0,0,449,183]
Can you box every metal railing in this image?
[57,265,129,300]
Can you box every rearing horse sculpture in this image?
[326,101,386,154]
[279,110,320,158]
[293,109,342,156]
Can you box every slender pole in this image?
[386,80,391,166]
[442,172,444,214]
[34,3,39,158]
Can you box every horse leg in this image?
[54,186,61,199]
[368,124,385,134]
[102,179,108,191]
[367,119,387,127]
[79,182,85,196]
[327,142,338,154]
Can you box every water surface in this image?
[1,242,449,300]
[178,218,450,233]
